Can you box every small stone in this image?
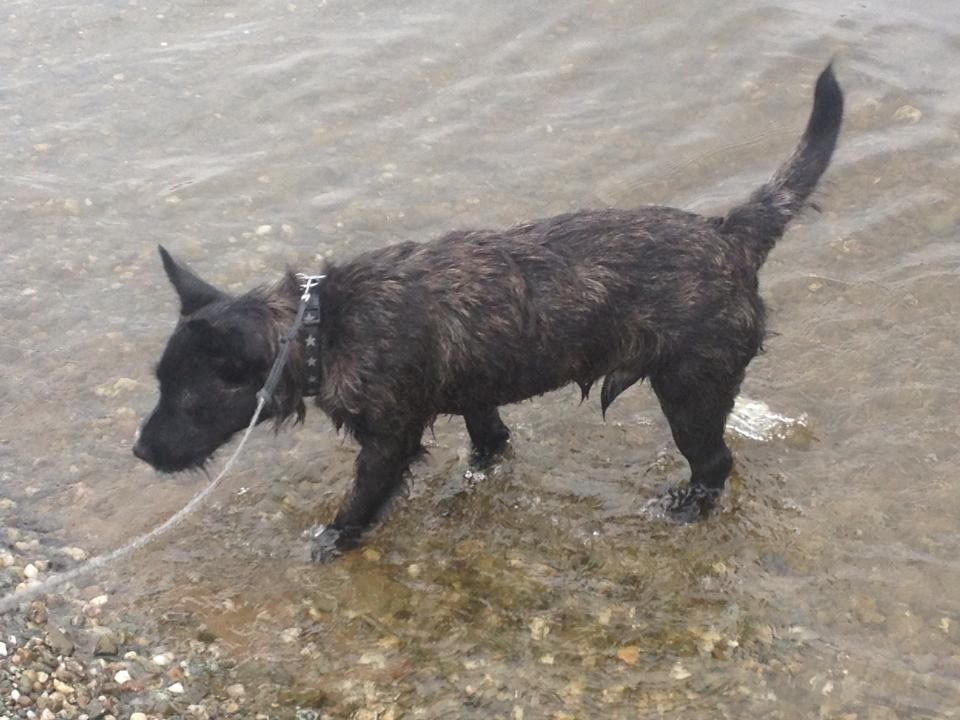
[616,646,640,665]
[362,548,381,562]
[130,714,147,720]
[255,224,272,236]
[225,683,245,699]
[89,594,109,606]
[45,627,75,656]
[61,547,88,562]
[98,379,138,398]
[225,701,241,713]
[196,627,218,643]
[696,627,723,655]
[406,563,421,578]
[529,617,550,641]
[41,709,56,720]
[670,662,691,680]
[0,551,14,567]
[168,682,185,694]
[24,563,39,579]
[113,669,131,684]
[357,652,386,668]
[93,630,120,656]
[940,618,952,634]
[0,641,6,656]
[152,652,173,666]
[752,624,775,644]
[280,627,301,643]
[53,678,75,695]
[893,104,922,123]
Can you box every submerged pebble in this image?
[529,617,550,641]
[61,547,88,562]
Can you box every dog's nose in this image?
[132,438,154,464]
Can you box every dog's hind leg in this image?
[464,406,511,466]
[650,364,742,521]
[311,426,425,562]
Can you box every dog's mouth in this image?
[133,434,220,474]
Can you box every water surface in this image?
[2,0,960,716]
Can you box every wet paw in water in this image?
[470,441,513,471]
[305,525,344,564]
[645,485,720,523]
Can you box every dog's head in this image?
[133,247,278,472]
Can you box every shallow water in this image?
[2,0,960,716]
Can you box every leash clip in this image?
[296,273,325,302]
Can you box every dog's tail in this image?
[720,63,843,267]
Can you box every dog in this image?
[134,64,843,561]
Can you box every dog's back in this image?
[320,207,747,414]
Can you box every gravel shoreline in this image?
[0,528,330,720]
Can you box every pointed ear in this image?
[158,245,226,315]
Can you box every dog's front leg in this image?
[464,406,511,466]
[310,428,423,562]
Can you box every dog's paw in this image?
[470,440,512,469]
[306,525,344,564]
[646,485,720,523]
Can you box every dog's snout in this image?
[132,437,154,465]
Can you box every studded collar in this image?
[299,275,323,397]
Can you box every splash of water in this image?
[726,396,808,442]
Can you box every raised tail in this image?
[720,63,844,266]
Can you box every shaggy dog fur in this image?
[134,64,843,560]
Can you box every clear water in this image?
[2,0,960,716]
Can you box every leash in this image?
[0,274,325,615]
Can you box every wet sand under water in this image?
[2,0,960,717]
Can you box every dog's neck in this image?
[256,271,326,423]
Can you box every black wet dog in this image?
[134,64,843,560]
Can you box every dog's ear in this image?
[159,245,226,315]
